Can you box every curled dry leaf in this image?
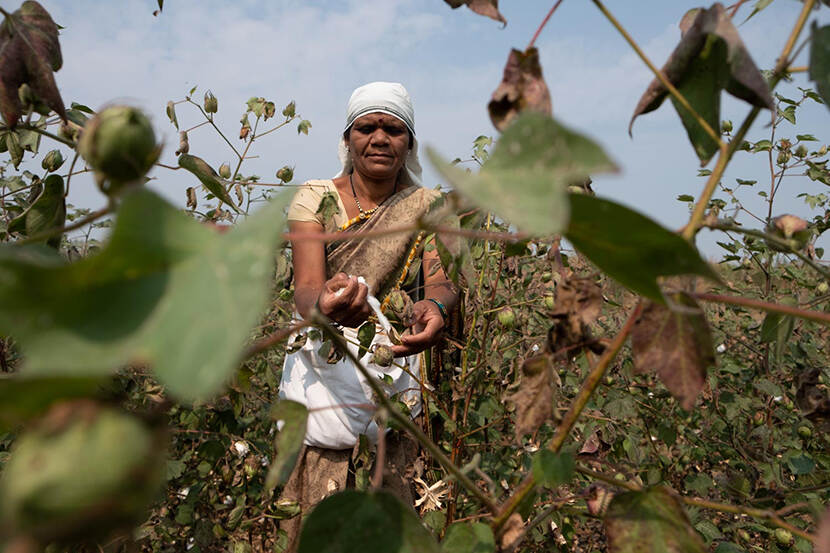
[795,368,830,433]
[630,3,774,164]
[585,484,615,517]
[548,277,604,361]
[443,0,506,25]
[631,293,715,411]
[506,354,557,442]
[0,1,66,127]
[174,131,189,156]
[488,47,552,131]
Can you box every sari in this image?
[278,183,441,551]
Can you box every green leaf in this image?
[809,23,830,108]
[677,194,695,202]
[631,5,773,165]
[429,112,618,236]
[564,194,720,302]
[298,490,440,553]
[604,487,705,553]
[357,322,376,356]
[178,153,242,213]
[759,297,795,365]
[796,134,818,142]
[266,400,308,491]
[0,375,103,432]
[441,522,495,553]
[778,105,796,125]
[7,174,65,248]
[631,293,715,410]
[531,450,575,488]
[166,100,178,130]
[743,0,775,23]
[0,188,291,401]
[315,191,341,224]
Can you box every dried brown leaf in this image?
[443,0,506,25]
[506,354,556,442]
[0,1,66,127]
[499,513,524,551]
[630,3,773,148]
[548,277,604,360]
[488,47,551,131]
[631,293,715,411]
[795,368,830,433]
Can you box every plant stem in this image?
[491,302,643,533]
[694,292,830,325]
[591,0,722,148]
[242,321,309,359]
[63,151,80,197]
[185,99,242,159]
[527,0,565,50]
[681,144,729,241]
[15,124,76,148]
[313,314,499,514]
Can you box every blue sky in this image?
[29,1,830,257]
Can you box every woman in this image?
[279,82,458,549]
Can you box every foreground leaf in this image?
[810,23,830,108]
[630,4,773,164]
[631,293,715,410]
[429,112,618,236]
[0,188,291,400]
[488,48,552,131]
[506,354,556,441]
[0,375,103,432]
[178,153,242,213]
[0,1,66,127]
[531,450,575,488]
[565,194,720,302]
[266,400,308,491]
[443,0,505,25]
[816,506,830,553]
[605,487,705,553]
[441,522,495,553]
[298,490,440,553]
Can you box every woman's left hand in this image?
[389,300,445,357]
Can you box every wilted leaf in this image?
[810,23,830,108]
[488,48,551,131]
[795,368,830,433]
[443,0,505,25]
[0,375,103,432]
[605,487,705,553]
[178,153,242,213]
[0,1,66,127]
[297,119,312,135]
[507,354,556,441]
[630,4,773,164]
[429,112,618,236]
[298,490,440,553]
[266,400,308,491]
[631,293,715,410]
[0,188,291,401]
[565,194,720,302]
[441,522,495,553]
[548,277,604,359]
[7,174,65,248]
[531,450,574,488]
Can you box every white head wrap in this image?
[336,81,423,187]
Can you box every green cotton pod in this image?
[204,91,218,114]
[0,402,165,543]
[41,149,64,172]
[276,165,293,183]
[78,105,161,194]
[7,174,66,248]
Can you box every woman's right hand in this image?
[316,272,371,328]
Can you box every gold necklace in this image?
[350,173,397,219]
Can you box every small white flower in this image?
[647,392,654,398]
[232,440,249,457]
[176,487,190,499]
[260,456,270,467]
[717,343,726,353]
[186,537,195,550]
[773,396,783,403]
[223,495,233,505]
[531,344,540,353]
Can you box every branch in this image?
[242,321,309,359]
[313,313,500,514]
[693,292,830,325]
[527,0,565,50]
[492,302,643,533]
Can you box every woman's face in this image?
[347,113,411,182]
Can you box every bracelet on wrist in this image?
[426,298,448,320]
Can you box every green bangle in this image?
[426,298,448,320]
